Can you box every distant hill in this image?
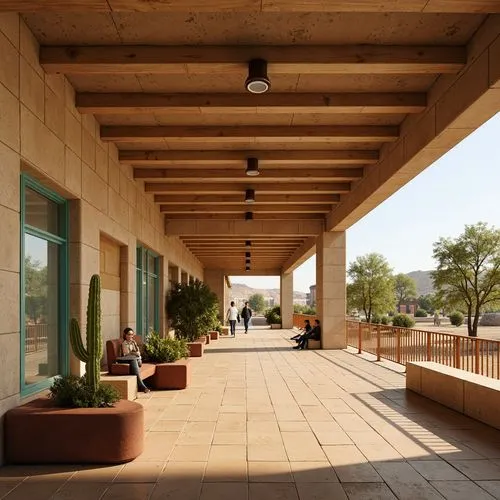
[230,283,307,304]
[406,270,434,296]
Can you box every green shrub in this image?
[144,332,189,363]
[449,311,464,327]
[392,314,415,328]
[49,375,120,408]
[370,313,382,324]
[381,316,389,325]
[415,309,428,317]
[264,306,281,325]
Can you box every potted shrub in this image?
[5,275,144,464]
[265,306,282,329]
[143,332,191,389]
[166,279,219,355]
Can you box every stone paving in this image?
[2,328,500,499]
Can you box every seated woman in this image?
[293,319,321,350]
[117,327,150,393]
[290,319,311,341]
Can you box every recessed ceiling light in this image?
[246,158,260,176]
[245,212,254,221]
[245,252,251,258]
[245,189,255,204]
[245,59,271,94]
[245,240,251,247]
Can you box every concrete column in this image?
[316,231,346,349]
[204,269,226,322]
[280,272,293,329]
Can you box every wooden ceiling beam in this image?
[76,92,426,114]
[155,194,340,204]
[146,182,351,193]
[165,213,324,220]
[160,204,332,213]
[101,125,398,142]
[120,150,378,165]
[41,45,465,75]
[136,167,363,182]
[2,1,499,12]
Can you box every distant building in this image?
[308,285,316,307]
[398,299,419,315]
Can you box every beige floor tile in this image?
[279,422,311,432]
[138,432,178,461]
[323,446,382,483]
[159,461,206,483]
[114,462,164,483]
[200,482,248,500]
[204,460,248,482]
[101,483,156,500]
[150,420,186,432]
[1,481,66,500]
[310,421,352,446]
[248,412,277,421]
[160,405,194,420]
[334,414,373,432]
[248,444,288,461]
[209,445,247,461]
[373,462,444,499]
[476,481,500,499]
[290,462,338,483]
[150,482,202,500]
[322,399,355,414]
[409,460,469,480]
[213,432,247,445]
[0,482,21,498]
[448,460,500,480]
[430,480,495,500]
[356,442,403,462]
[296,482,348,500]
[342,482,398,499]
[220,405,246,413]
[248,421,280,433]
[249,483,299,500]
[68,465,124,483]
[248,462,293,482]
[282,432,327,461]
[51,482,109,500]
[170,445,211,462]
[177,431,214,445]
[300,406,334,422]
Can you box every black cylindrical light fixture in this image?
[245,265,251,271]
[245,189,255,203]
[245,240,251,247]
[245,59,271,94]
[246,158,260,176]
[245,252,251,258]
[245,258,251,264]
[245,211,253,221]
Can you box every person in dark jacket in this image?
[293,320,321,350]
[241,301,253,334]
[290,319,311,341]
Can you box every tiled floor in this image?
[2,328,500,499]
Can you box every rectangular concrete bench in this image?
[407,361,500,430]
[100,374,137,401]
[307,339,321,350]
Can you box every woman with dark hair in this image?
[293,319,321,350]
[290,319,311,341]
[117,328,150,393]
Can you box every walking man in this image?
[226,301,239,337]
[241,301,253,334]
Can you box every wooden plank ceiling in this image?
[17,5,492,273]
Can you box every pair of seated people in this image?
[290,319,321,350]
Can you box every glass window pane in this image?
[142,274,147,334]
[148,275,157,333]
[25,187,60,235]
[148,253,156,276]
[24,234,60,386]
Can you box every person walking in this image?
[226,301,240,337]
[241,301,253,334]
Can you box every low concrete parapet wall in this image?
[407,361,500,430]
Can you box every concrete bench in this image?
[101,374,137,401]
[307,339,321,350]
[407,361,500,430]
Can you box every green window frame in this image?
[136,246,160,335]
[20,174,69,396]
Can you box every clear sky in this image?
[232,112,500,293]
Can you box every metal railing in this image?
[346,320,500,380]
[25,323,48,353]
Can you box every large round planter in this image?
[5,398,144,464]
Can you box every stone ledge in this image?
[101,374,137,401]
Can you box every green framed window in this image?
[136,246,160,335]
[20,175,69,396]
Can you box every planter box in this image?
[270,324,282,329]
[187,341,204,357]
[221,326,229,336]
[205,334,211,344]
[5,398,144,464]
[209,330,219,340]
[153,359,191,390]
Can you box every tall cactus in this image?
[70,274,102,392]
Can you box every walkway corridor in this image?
[2,329,500,499]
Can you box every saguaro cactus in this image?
[70,274,102,391]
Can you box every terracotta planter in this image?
[152,359,191,390]
[221,326,229,336]
[209,330,219,340]
[187,341,204,357]
[4,398,144,464]
[205,334,211,344]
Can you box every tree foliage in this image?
[248,293,265,313]
[432,222,500,337]
[347,253,395,323]
[418,294,436,313]
[166,280,219,341]
[25,256,47,324]
[394,273,417,307]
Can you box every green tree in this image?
[248,293,265,313]
[432,222,500,337]
[418,294,436,313]
[347,253,395,323]
[25,256,47,324]
[394,273,417,308]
